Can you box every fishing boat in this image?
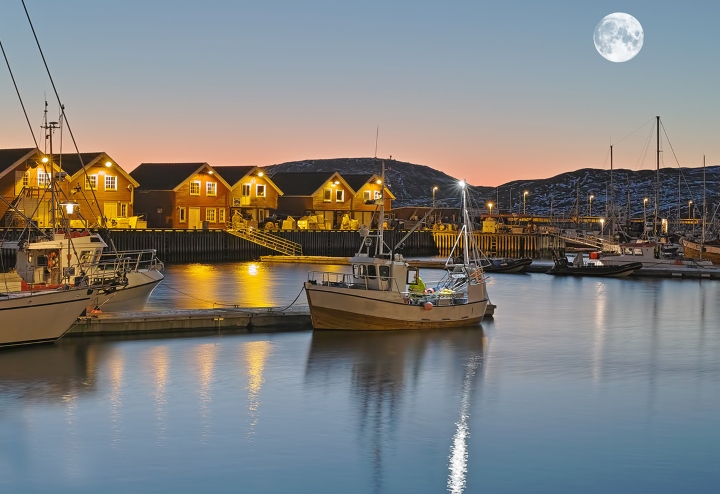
[599,241,717,272]
[680,238,720,265]
[547,251,642,277]
[304,169,489,330]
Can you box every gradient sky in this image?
[1,1,719,186]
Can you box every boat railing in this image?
[98,249,163,272]
[307,270,405,292]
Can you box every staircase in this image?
[226,227,303,256]
[557,234,621,254]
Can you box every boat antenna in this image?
[654,115,660,237]
[702,154,706,258]
[374,126,379,159]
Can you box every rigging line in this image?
[21,0,107,230]
[661,121,697,202]
[0,39,39,148]
[613,116,656,147]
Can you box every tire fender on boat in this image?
[424,302,433,310]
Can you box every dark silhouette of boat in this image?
[547,252,642,277]
[480,257,533,273]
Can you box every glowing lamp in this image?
[60,200,79,215]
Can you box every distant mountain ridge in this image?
[267,158,720,218]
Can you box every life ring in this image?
[424,287,435,295]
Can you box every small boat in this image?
[547,251,643,277]
[480,257,532,273]
[304,165,489,330]
[681,238,720,265]
[600,241,717,274]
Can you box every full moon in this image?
[593,13,644,62]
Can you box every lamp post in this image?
[488,202,493,216]
[600,218,605,235]
[432,186,438,209]
[588,194,594,218]
[523,190,528,215]
[688,200,693,220]
[643,197,648,231]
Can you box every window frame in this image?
[189,180,201,196]
[256,184,266,198]
[119,203,128,218]
[323,188,332,202]
[179,207,187,223]
[363,190,371,201]
[85,174,98,190]
[104,175,117,191]
[374,190,382,200]
[38,171,52,188]
[205,207,216,223]
[218,208,225,224]
[206,181,217,197]
[335,189,344,202]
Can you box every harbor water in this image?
[1,261,719,493]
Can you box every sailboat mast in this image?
[461,181,470,265]
[654,115,660,236]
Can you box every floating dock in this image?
[68,304,496,337]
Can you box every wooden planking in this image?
[308,305,484,330]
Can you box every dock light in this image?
[41,157,49,163]
[376,179,382,185]
[105,161,112,167]
[208,170,213,175]
[488,202,493,215]
[523,190,529,214]
[688,200,693,220]
[459,180,466,189]
[432,186,438,208]
[258,172,264,177]
[334,180,340,185]
[60,200,79,215]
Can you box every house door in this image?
[104,202,118,222]
[188,207,201,229]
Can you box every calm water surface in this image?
[1,262,719,493]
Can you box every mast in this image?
[654,115,660,236]
[702,155,706,258]
[461,180,470,265]
[40,101,60,233]
[375,160,385,257]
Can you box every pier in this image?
[68,304,497,336]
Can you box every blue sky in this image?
[1,1,718,185]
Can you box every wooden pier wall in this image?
[2,228,563,264]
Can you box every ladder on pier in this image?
[226,227,303,256]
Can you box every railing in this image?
[98,249,164,273]
[556,234,621,253]
[226,226,303,256]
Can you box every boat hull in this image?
[93,270,163,312]
[305,282,488,330]
[0,288,95,347]
[681,238,720,265]
[482,258,533,273]
[547,262,643,278]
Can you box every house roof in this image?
[214,165,256,186]
[131,163,231,191]
[0,148,38,176]
[342,174,376,192]
[54,152,140,188]
[269,172,344,196]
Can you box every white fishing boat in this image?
[3,232,163,312]
[0,283,96,347]
[599,241,718,273]
[304,168,489,330]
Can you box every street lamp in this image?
[523,190,529,215]
[688,200,693,220]
[600,218,605,234]
[432,186,438,208]
[488,202,493,216]
[643,197,648,230]
[588,194,594,218]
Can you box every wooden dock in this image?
[68,303,497,337]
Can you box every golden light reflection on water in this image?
[242,340,272,437]
[232,263,274,308]
[184,264,222,306]
[107,349,124,446]
[592,282,607,384]
[195,343,218,442]
[148,346,170,441]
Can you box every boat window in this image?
[379,265,389,280]
[406,268,418,285]
[353,265,367,278]
[36,255,48,267]
[367,265,377,278]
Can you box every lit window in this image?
[336,189,344,202]
[206,208,216,222]
[323,188,332,202]
[105,175,117,191]
[179,207,186,223]
[374,190,381,200]
[38,172,51,188]
[218,209,225,223]
[206,181,217,196]
[363,190,371,201]
[241,184,251,196]
[190,180,201,196]
[85,174,98,190]
[119,203,128,217]
[22,172,29,187]
[256,184,266,198]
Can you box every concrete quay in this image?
[68,304,496,337]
